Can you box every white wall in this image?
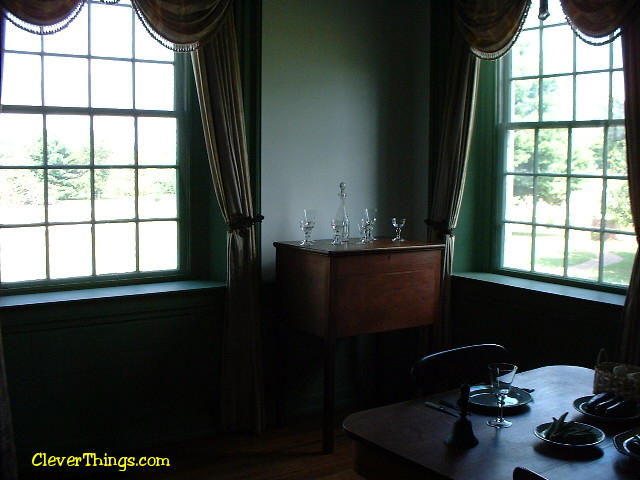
[261,0,431,280]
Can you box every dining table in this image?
[342,365,640,479]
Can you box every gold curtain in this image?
[191,11,264,432]
[1,0,264,435]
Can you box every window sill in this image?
[453,272,626,307]
[0,280,225,309]
[0,280,226,329]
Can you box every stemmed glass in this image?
[364,208,377,241]
[299,209,317,246]
[392,217,406,241]
[331,219,345,245]
[487,363,518,428]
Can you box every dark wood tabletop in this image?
[343,365,640,480]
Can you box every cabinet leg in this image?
[323,334,336,454]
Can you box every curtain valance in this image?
[0,0,231,51]
[454,0,531,59]
[560,0,640,44]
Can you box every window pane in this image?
[566,230,600,281]
[139,221,177,271]
[135,63,175,110]
[569,178,602,229]
[576,72,609,121]
[49,225,93,278]
[511,79,539,122]
[139,169,177,218]
[603,234,634,285]
[48,169,92,222]
[91,60,133,109]
[138,118,177,165]
[503,223,532,270]
[0,169,44,224]
[612,71,625,120]
[0,114,43,166]
[542,26,573,75]
[508,130,535,173]
[533,226,565,275]
[512,29,539,77]
[43,8,88,55]
[607,126,627,175]
[95,169,136,220]
[606,178,632,231]
[94,116,136,165]
[95,223,136,274]
[4,20,41,52]
[542,76,573,121]
[571,127,603,175]
[91,3,132,58]
[46,115,91,164]
[505,175,533,222]
[135,21,175,61]
[2,54,42,106]
[0,227,47,282]
[536,178,566,226]
[44,56,89,107]
[576,39,609,73]
[538,128,567,174]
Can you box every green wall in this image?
[2,284,225,470]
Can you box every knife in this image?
[424,401,459,418]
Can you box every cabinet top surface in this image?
[273,238,444,256]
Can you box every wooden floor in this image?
[21,412,364,480]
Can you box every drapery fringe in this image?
[2,0,228,52]
[469,0,532,60]
[130,2,202,52]
[2,2,85,36]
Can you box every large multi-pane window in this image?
[0,1,182,289]
[498,4,633,288]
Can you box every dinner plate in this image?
[573,395,640,421]
[613,427,640,460]
[468,385,533,409]
[534,421,604,447]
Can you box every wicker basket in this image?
[593,349,640,401]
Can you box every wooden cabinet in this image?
[274,238,444,453]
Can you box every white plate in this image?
[468,385,533,409]
[534,421,604,447]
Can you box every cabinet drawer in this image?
[333,250,440,277]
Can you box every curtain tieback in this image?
[228,213,264,237]
[425,218,454,236]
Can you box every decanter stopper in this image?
[334,182,350,242]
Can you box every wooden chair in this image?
[411,344,511,396]
[513,466,549,480]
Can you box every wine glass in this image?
[331,219,344,245]
[487,363,518,428]
[392,217,406,241]
[364,208,377,240]
[357,220,368,244]
[299,209,317,245]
